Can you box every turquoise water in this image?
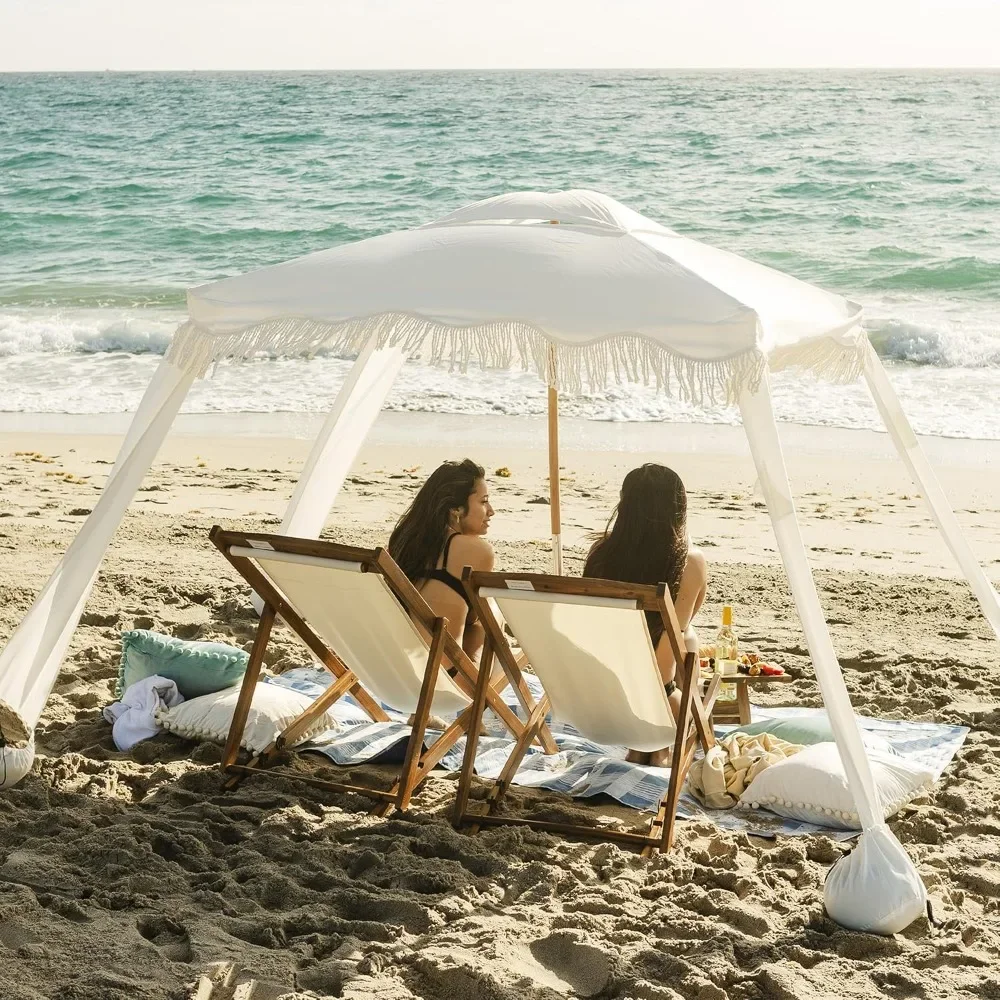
[1,71,998,436]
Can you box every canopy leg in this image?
[280,339,406,539]
[738,375,881,830]
[547,347,562,576]
[249,340,405,614]
[862,344,1000,638]
[0,357,196,743]
[739,374,926,932]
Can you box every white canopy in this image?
[3,189,997,933]
[170,189,866,399]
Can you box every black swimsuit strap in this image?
[429,570,472,607]
[426,533,473,610]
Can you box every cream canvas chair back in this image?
[231,544,470,716]
[481,587,677,752]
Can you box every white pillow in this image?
[156,682,336,753]
[738,742,934,829]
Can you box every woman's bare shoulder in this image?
[685,546,709,579]
[448,534,495,571]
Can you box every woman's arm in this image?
[679,548,708,624]
[654,548,708,683]
[448,534,495,660]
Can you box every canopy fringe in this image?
[166,313,774,407]
[769,333,868,384]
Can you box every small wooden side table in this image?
[707,673,795,726]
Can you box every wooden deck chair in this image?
[453,570,721,854]
[209,527,557,813]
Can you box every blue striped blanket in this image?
[266,667,967,841]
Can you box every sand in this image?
[1,415,999,1000]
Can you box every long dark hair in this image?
[388,459,485,583]
[583,464,688,601]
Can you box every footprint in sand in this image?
[136,914,193,963]
[527,931,613,997]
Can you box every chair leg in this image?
[221,604,275,775]
[276,667,359,751]
[505,667,559,755]
[679,652,715,754]
[701,673,721,721]
[642,798,671,859]
[377,706,473,816]
[478,666,558,756]
[659,649,699,852]
[443,638,539,749]
[223,736,282,791]
[483,694,551,815]
[397,617,448,812]
[452,635,496,826]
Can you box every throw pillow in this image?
[733,715,835,746]
[117,630,249,699]
[734,714,897,754]
[738,741,934,829]
[155,682,336,753]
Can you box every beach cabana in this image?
[1,189,996,932]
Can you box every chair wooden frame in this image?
[452,569,721,854]
[210,527,557,813]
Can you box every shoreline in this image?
[3,407,1000,464]
[3,414,999,583]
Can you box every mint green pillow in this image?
[116,630,249,699]
[732,715,833,746]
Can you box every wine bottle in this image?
[715,605,738,698]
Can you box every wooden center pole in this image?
[547,345,563,576]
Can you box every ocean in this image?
[1,70,998,439]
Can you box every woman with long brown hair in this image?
[584,463,708,765]
[388,458,495,658]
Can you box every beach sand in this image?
[1,415,999,999]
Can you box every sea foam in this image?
[2,306,998,372]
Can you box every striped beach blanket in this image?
[266,667,968,841]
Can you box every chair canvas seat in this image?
[454,571,718,854]
[210,528,557,813]
[480,586,677,752]
[233,545,470,717]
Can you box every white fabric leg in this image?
[738,376,881,829]
[281,342,405,538]
[739,375,925,933]
[0,358,196,743]
[111,354,193,475]
[863,344,1000,638]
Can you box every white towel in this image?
[102,674,185,751]
[686,731,803,809]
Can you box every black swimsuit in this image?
[424,533,473,610]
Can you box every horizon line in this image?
[3,65,999,75]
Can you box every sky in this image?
[2,0,999,72]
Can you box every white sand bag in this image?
[0,735,35,789]
[825,824,927,934]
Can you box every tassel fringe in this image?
[165,313,866,406]
[769,332,868,385]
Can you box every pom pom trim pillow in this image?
[117,629,249,699]
[156,681,336,753]
[738,742,934,830]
